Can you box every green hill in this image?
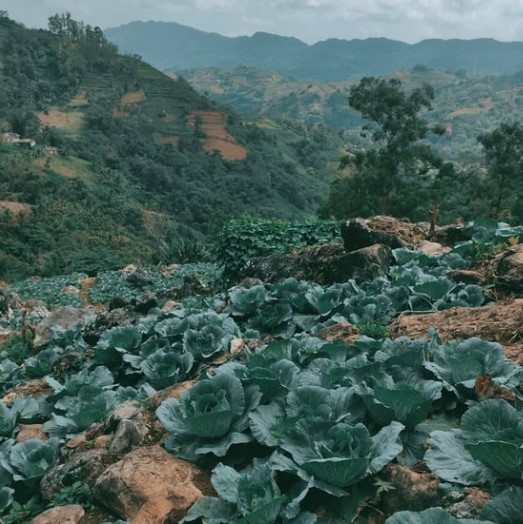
[0,14,341,281]
[181,65,523,165]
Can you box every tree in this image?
[477,122,523,219]
[320,77,445,220]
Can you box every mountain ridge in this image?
[105,21,523,80]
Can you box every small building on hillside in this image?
[45,146,60,155]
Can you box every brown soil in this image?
[188,110,247,160]
[37,109,84,133]
[121,90,145,105]
[0,201,32,214]
[389,298,523,364]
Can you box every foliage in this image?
[477,122,523,219]
[320,76,446,220]
[213,218,340,283]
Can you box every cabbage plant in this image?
[157,371,261,461]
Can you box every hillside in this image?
[0,15,341,281]
[105,21,523,80]
[180,66,523,165]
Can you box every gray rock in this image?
[109,419,146,456]
[495,244,523,292]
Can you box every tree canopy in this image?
[320,77,446,220]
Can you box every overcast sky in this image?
[4,0,523,44]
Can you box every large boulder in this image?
[40,449,111,501]
[341,218,407,252]
[239,243,392,284]
[239,243,345,284]
[322,244,393,283]
[93,445,214,524]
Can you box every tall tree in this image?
[320,77,445,220]
[477,122,523,220]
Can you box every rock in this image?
[29,505,84,524]
[381,464,440,513]
[126,270,153,288]
[445,487,491,520]
[33,306,96,348]
[418,240,451,257]
[149,380,196,409]
[239,242,391,285]
[322,244,392,283]
[106,401,142,428]
[449,269,485,286]
[341,218,408,252]
[495,244,523,292]
[40,449,111,501]
[161,300,181,313]
[1,379,53,403]
[109,419,146,456]
[0,289,21,316]
[93,445,215,524]
[17,424,47,443]
[61,286,80,295]
[239,243,345,284]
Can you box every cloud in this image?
[3,0,523,43]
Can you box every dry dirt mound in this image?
[389,298,523,364]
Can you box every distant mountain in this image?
[105,21,523,80]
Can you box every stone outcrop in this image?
[93,445,214,524]
[341,218,407,251]
[494,244,523,292]
[28,505,84,524]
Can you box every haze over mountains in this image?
[105,20,523,81]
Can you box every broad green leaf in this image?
[461,399,523,443]
[212,463,241,503]
[369,421,405,474]
[425,430,493,486]
[466,441,523,479]
[181,496,237,523]
[385,507,494,523]
[483,486,523,524]
[10,438,58,484]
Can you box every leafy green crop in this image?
[214,218,340,283]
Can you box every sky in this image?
[3,0,523,44]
